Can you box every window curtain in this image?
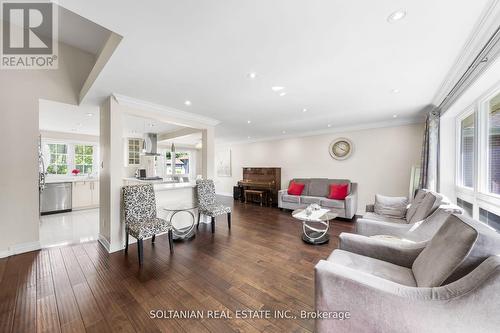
[419,108,440,191]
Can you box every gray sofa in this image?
[278,178,358,219]
[315,214,500,333]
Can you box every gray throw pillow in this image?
[374,194,409,219]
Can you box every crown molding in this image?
[217,117,424,146]
[112,93,221,127]
[432,0,500,107]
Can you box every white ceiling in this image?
[58,6,111,56]
[39,99,183,137]
[60,0,493,142]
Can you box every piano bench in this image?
[244,190,267,207]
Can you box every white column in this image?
[202,127,215,179]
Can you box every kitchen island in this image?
[123,178,200,237]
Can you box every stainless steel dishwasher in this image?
[40,182,72,215]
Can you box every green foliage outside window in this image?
[46,144,68,174]
[75,145,94,174]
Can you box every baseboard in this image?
[98,234,111,253]
[0,241,41,258]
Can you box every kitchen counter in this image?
[123,177,196,189]
[45,176,98,184]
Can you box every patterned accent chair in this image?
[196,179,232,233]
[122,184,173,266]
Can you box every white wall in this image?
[0,43,95,258]
[215,123,424,214]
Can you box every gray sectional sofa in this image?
[315,213,500,333]
[277,178,358,219]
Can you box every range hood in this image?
[142,133,161,156]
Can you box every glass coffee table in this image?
[292,208,337,245]
[163,205,198,241]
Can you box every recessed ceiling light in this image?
[247,120,251,124]
[271,86,285,92]
[86,113,94,117]
[282,130,286,134]
[393,114,398,118]
[247,72,257,79]
[279,92,287,97]
[302,108,308,113]
[387,10,406,23]
[184,100,192,106]
[391,88,400,93]
[247,136,251,139]
[327,124,332,128]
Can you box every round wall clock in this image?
[329,138,353,160]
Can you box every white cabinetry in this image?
[72,180,99,209]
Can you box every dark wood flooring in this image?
[0,197,356,333]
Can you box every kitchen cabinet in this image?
[72,180,99,209]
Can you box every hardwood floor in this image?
[0,197,356,333]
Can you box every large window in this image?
[488,92,500,195]
[46,144,68,174]
[75,145,93,174]
[166,152,190,175]
[459,113,475,188]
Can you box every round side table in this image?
[163,205,198,241]
[292,208,337,245]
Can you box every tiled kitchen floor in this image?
[39,208,99,248]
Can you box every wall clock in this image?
[329,138,353,160]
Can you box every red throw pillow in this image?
[328,183,349,200]
[287,181,305,196]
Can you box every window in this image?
[459,113,475,188]
[488,92,500,195]
[457,198,473,217]
[46,144,68,174]
[479,208,500,232]
[128,139,141,165]
[166,152,190,175]
[75,145,93,174]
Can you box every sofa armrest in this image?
[338,232,426,268]
[277,189,287,208]
[315,256,500,333]
[344,183,358,219]
[365,204,374,212]
[356,217,412,237]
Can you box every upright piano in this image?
[237,167,281,206]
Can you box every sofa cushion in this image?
[374,194,408,219]
[287,181,305,195]
[407,191,441,224]
[320,198,345,209]
[406,189,426,222]
[362,212,407,224]
[282,194,300,203]
[412,215,477,287]
[328,183,349,200]
[301,196,321,205]
[290,179,311,196]
[328,249,416,286]
[308,178,330,197]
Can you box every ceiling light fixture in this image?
[387,10,406,23]
[86,113,94,117]
[271,86,285,92]
[247,72,257,79]
[247,136,251,139]
[327,124,332,128]
[282,130,286,134]
[393,114,398,118]
[184,100,192,106]
[302,108,308,113]
[279,92,287,97]
[247,120,251,124]
[391,88,400,93]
